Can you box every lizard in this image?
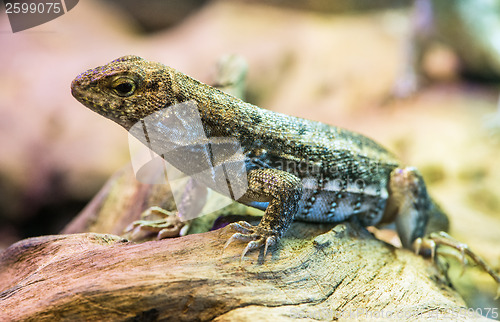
[71,56,500,290]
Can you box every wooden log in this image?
[0,219,482,321]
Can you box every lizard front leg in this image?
[224,168,302,260]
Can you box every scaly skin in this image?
[71,55,447,257]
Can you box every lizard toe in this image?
[223,232,258,252]
[241,239,265,261]
[263,235,277,258]
[229,221,255,234]
[224,222,280,261]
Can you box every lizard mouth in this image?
[70,76,86,100]
[70,75,100,112]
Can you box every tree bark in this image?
[0,216,487,321]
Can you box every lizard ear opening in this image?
[111,76,137,97]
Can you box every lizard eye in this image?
[111,77,137,97]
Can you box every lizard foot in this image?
[223,221,278,262]
[414,231,500,299]
[125,206,190,241]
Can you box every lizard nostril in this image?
[71,74,82,86]
[70,79,80,97]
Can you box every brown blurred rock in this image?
[226,0,412,13]
[100,0,209,32]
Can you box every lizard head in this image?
[71,55,180,130]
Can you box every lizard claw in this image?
[413,237,422,256]
[223,232,255,252]
[431,232,468,270]
[223,221,279,261]
[416,231,500,292]
[239,236,277,262]
[229,221,254,234]
[413,236,436,260]
[263,235,277,258]
[242,239,264,261]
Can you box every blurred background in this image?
[1,0,499,313]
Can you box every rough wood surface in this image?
[1,219,487,321]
